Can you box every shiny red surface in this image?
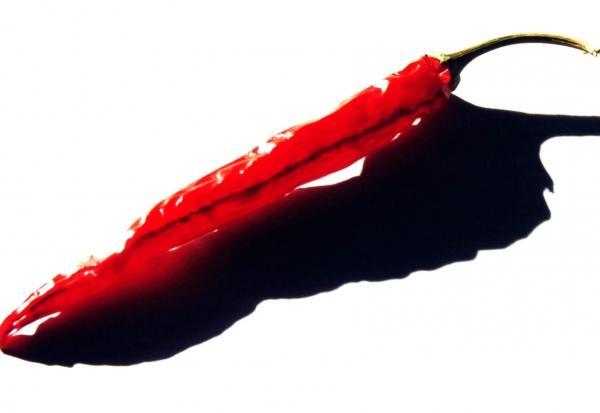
[0,56,452,363]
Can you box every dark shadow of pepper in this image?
[22,95,600,365]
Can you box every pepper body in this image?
[0,56,452,359]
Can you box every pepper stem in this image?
[438,33,599,90]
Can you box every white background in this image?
[1,1,600,412]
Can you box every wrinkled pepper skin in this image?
[0,56,452,361]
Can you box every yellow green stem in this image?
[438,33,599,90]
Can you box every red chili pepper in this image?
[0,34,596,363]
